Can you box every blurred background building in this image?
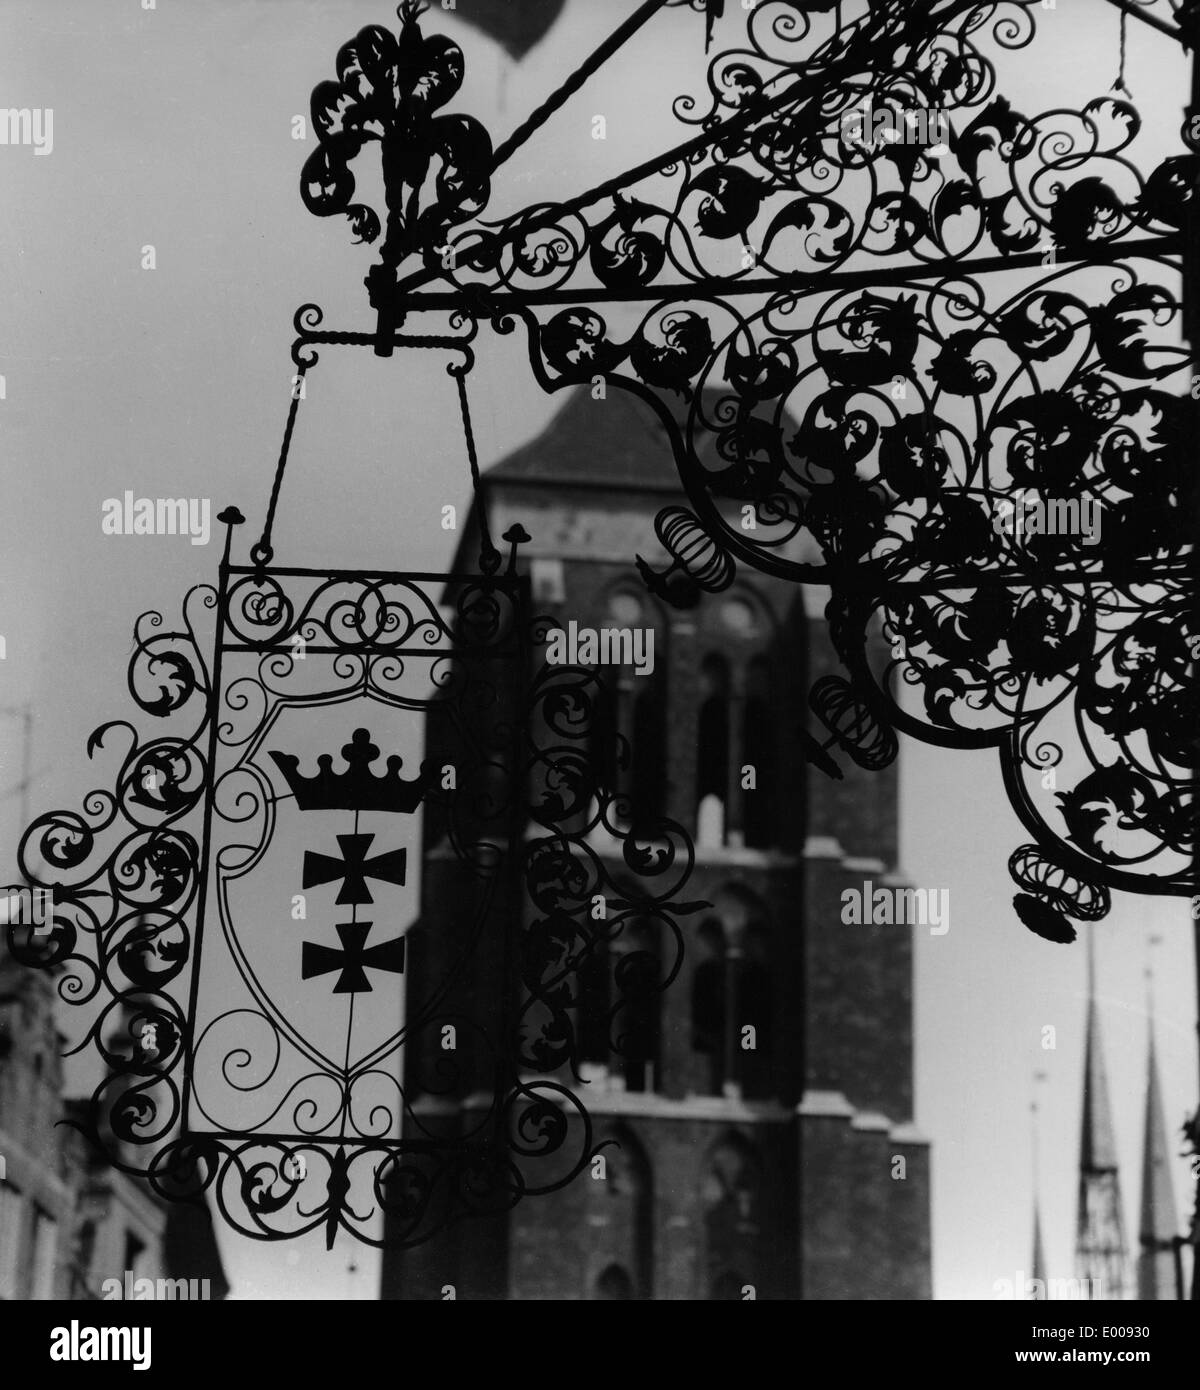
[0,947,227,1300]
[382,388,933,1300]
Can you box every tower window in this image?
[579,912,662,1093]
[613,918,660,1093]
[578,934,612,1068]
[703,1135,761,1297]
[691,918,727,1095]
[742,656,775,849]
[589,1126,653,1298]
[739,926,773,1099]
[696,655,730,846]
[630,684,666,824]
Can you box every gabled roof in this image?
[487,386,722,491]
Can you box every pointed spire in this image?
[1081,934,1119,1174]
[1031,1203,1047,1299]
[1075,932,1130,1298]
[1030,1071,1047,1299]
[1137,949,1181,1300]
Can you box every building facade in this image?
[383,387,932,1300]
[0,948,227,1300]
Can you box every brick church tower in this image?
[383,388,931,1300]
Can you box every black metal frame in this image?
[6,508,701,1249]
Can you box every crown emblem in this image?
[269,728,429,813]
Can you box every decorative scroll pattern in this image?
[348,1,1195,308]
[295,0,1195,929]
[6,526,703,1249]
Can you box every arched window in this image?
[613,916,661,1093]
[578,930,612,1069]
[739,924,773,1100]
[696,655,730,846]
[586,588,668,828]
[630,681,666,824]
[742,656,775,849]
[590,1126,653,1298]
[690,917,727,1095]
[690,891,773,1100]
[588,663,621,799]
[578,905,662,1093]
[703,1134,761,1298]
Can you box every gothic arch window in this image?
[630,680,666,825]
[590,1126,653,1299]
[690,916,727,1095]
[739,924,773,1100]
[578,928,612,1069]
[689,889,773,1100]
[586,586,668,826]
[613,914,661,1093]
[580,890,663,1093]
[742,655,775,849]
[696,655,730,847]
[587,661,621,801]
[702,1133,762,1299]
[692,591,787,851]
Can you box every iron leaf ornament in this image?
[5,0,1197,1264]
[296,0,1196,938]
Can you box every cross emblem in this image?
[302,833,407,906]
[301,921,406,994]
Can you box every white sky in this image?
[0,0,1195,1299]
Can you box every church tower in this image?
[383,387,931,1299]
[1074,936,1130,1299]
[1030,1204,1047,1300]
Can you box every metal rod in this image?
[384,237,1184,314]
[1101,0,1185,44]
[489,0,671,173]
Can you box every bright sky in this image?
[0,0,1195,1300]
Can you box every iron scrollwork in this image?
[6,512,703,1248]
[298,0,1195,933]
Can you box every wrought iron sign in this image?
[4,0,1196,1263]
[8,499,697,1247]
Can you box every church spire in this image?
[1075,932,1130,1299]
[1137,946,1180,1299]
[1029,1072,1047,1299]
[1030,1204,1047,1298]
